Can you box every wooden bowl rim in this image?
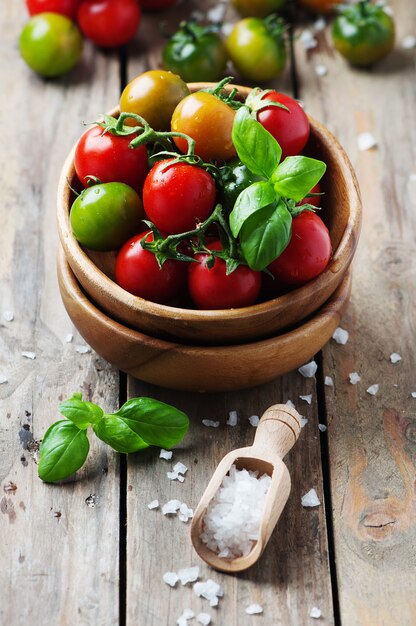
[57,83,361,324]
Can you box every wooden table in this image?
[1,1,415,624]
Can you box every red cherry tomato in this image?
[257,91,310,160]
[74,125,148,192]
[115,231,187,303]
[77,0,141,48]
[268,211,331,286]
[26,0,80,19]
[297,182,322,208]
[143,159,216,235]
[188,241,262,310]
[140,0,176,9]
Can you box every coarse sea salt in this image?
[402,35,416,49]
[357,132,377,151]
[349,372,361,385]
[390,352,402,363]
[167,471,185,482]
[366,384,379,396]
[227,410,238,426]
[300,417,309,428]
[245,604,263,615]
[65,333,73,343]
[177,608,195,626]
[332,327,349,345]
[174,462,188,475]
[325,376,334,387]
[162,499,182,515]
[197,613,211,626]
[300,394,312,405]
[147,499,159,510]
[3,311,14,322]
[200,464,271,559]
[193,579,223,607]
[178,566,199,585]
[310,606,322,618]
[207,4,226,22]
[160,449,173,460]
[202,419,220,428]
[22,351,36,360]
[298,360,318,378]
[314,17,326,31]
[301,488,321,508]
[318,424,327,432]
[300,29,318,50]
[286,399,296,409]
[249,415,260,427]
[163,571,179,587]
[178,503,193,523]
[411,392,416,399]
[315,64,328,77]
[76,345,91,354]
[0,375,8,384]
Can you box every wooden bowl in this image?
[57,247,351,393]
[57,83,361,345]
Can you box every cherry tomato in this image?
[257,91,310,160]
[268,211,331,286]
[120,70,189,131]
[232,0,286,18]
[297,183,322,208]
[188,241,262,310]
[19,13,83,77]
[26,0,81,19]
[298,0,342,13]
[115,231,187,303]
[74,125,149,192]
[143,160,216,235]
[70,182,144,251]
[171,92,236,162]
[77,0,141,48]
[140,0,176,9]
[226,17,287,82]
[332,0,395,67]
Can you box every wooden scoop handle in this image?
[252,404,302,459]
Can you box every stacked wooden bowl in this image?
[57,84,361,392]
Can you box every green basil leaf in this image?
[272,156,326,202]
[114,398,189,449]
[229,180,276,237]
[59,394,103,429]
[232,107,282,179]
[38,420,90,483]
[93,416,149,454]
[239,200,292,271]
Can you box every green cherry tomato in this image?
[332,0,395,67]
[232,0,286,18]
[19,12,83,77]
[70,182,144,251]
[162,22,227,83]
[219,159,262,214]
[226,15,287,82]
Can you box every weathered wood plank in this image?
[294,1,416,624]
[0,3,121,624]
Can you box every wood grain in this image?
[294,1,416,624]
[0,3,121,624]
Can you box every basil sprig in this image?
[38,393,190,483]
[230,106,326,271]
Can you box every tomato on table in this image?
[77,0,141,48]
[188,241,262,310]
[232,0,286,18]
[120,70,189,131]
[19,13,83,77]
[70,182,144,251]
[26,0,81,19]
[74,125,148,192]
[225,16,287,82]
[115,231,187,303]
[268,211,331,285]
[171,92,236,162]
[143,160,216,235]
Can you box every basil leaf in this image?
[229,180,276,237]
[272,156,326,202]
[114,398,189,449]
[59,394,103,429]
[93,416,149,454]
[38,420,90,483]
[239,201,292,271]
[232,107,282,179]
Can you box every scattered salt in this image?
[315,64,328,77]
[160,449,173,460]
[245,604,263,615]
[178,566,199,585]
[174,462,188,475]
[65,333,73,343]
[286,399,296,409]
[318,424,327,432]
[227,410,238,426]
[349,372,361,385]
[147,499,159,510]
[314,17,326,31]
[332,327,349,345]
[178,503,193,523]
[310,606,322,619]
[402,35,416,49]
[298,360,318,378]
[202,419,220,428]
[299,394,312,405]
[3,311,14,322]
[382,4,394,16]
[176,617,187,626]
[366,384,379,396]
[0,375,8,384]
[411,392,416,399]
[390,352,402,363]
[22,351,36,360]
[163,571,179,587]
[249,415,260,427]
[300,417,309,428]
[200,465,271,559]
[357,132,377,151]
[325,376,334,387]
[162,499,182,515]
[167,471,183,482]
[221,22,234,37]
[207,4,226,22]
[300,29,318,50]
[197,613,211,626]
[76,345,91,354]
[193,579,223,607]
[301,488,321,507]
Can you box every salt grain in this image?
[221,22,234,36]
[300,417,309,428]
[22,351,36,360]
[227,410,238,426]
[76,345,91,354]
[178,503,193,523]
[147,499,159,510]
[402,35,416,49]
[162,499,182,515]
[411,392,416,399]
[298,360,318,378]
[286,399,296,409]
[65,333,73,343]
[325,376,334,387]
[245,604,263,615]
[173,462,188,475]
[197,613,211,626]
[366,384,379,396]
[390,352,402,363]
[310,606,322,619]
[299,394,312,405]
[318,424,327,432]
[160,449,173,460]
[357,132,377,151]
[301,488,321,507]
[178,566,199,585]
[349,372,361,385]
[249,415,260,427]
[315,64,328,77]
[202,419,220,428]
[300,29,318,50]
[314,17,326,31]
[0,375,8,384]
[163,571,179,587]
[332,327,349,345]
[193,579,223,607]
[3,311,14,322]
[207,4,226,22]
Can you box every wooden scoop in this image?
[190,404,302,573]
